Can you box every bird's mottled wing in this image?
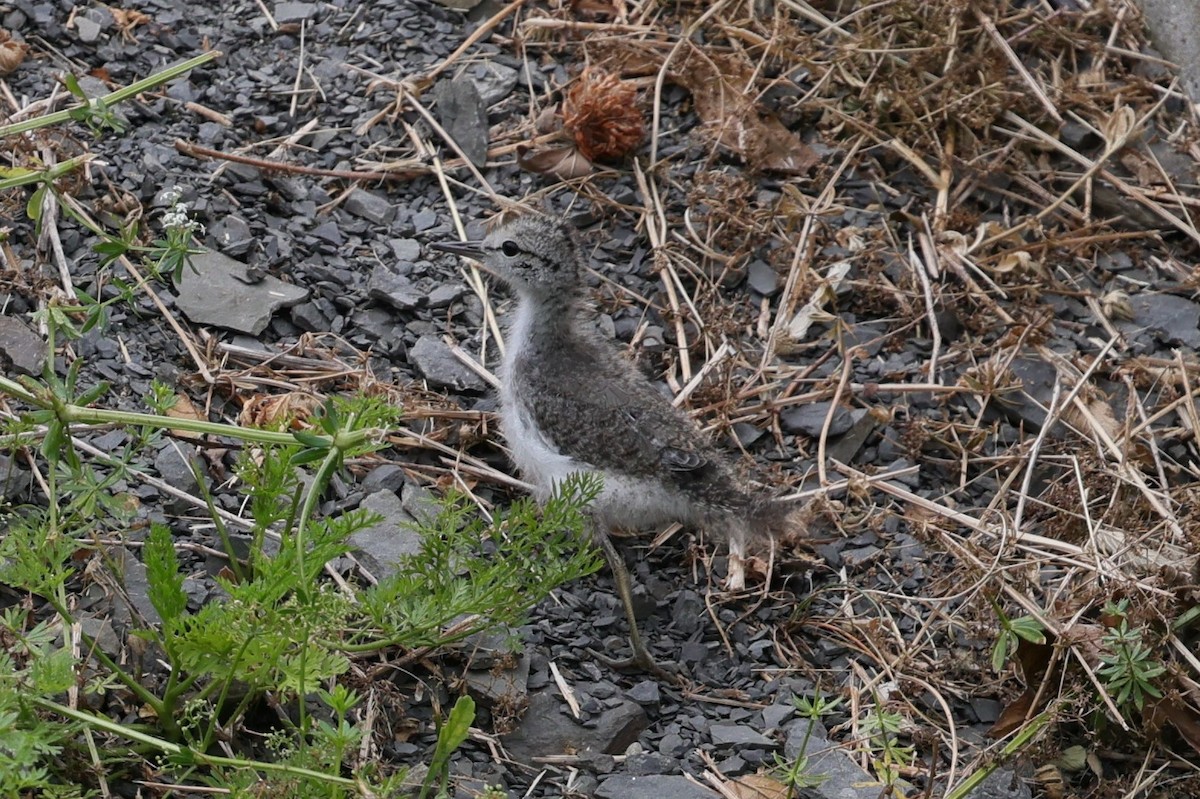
[619,405,707,471]
[516,344,712,477]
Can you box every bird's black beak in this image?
[429,240,485,259]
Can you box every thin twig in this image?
[174,138,415,182]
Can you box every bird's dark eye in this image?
[501,241,520,257]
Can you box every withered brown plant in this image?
[562,66,644,161]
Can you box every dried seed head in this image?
[1100,289,1134,322]
[562,67,644,162]
[0,29,29,76]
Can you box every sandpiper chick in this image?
[431,214,796,677]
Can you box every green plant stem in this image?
[42,325,63,535]
[157,670,201,740]
[199,682,260,753]
[39,592,170,728]
[30,696,361,788]
[188,456,247,583]
[287,415,357,743]
[0,52,222,139]
[295,415,358,592]
[943,712,1051,799]
[0,154,95,191]
[0,373,381,450]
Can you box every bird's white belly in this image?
[500,394,692,529]
[500,396,583,498]
[499,299,693,528]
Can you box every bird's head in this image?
[430,214,586,301]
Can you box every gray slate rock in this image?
[369,268,425,311]
[401,481,441,525]
[709,724,777,749]
[112,546,162,627]
[841,545,881,568]
[842,320,889,357]
[503,690,649,761]
[595,775,720,799]
[79,617,121,658]
[462,652,530,709]
[784,719,881,799]
[350,490,423,580]
[469,61,519,106]
[825,409,874,463]
[970,698,1002,725]
[427,284,466,309]
[433,77,489,167]
[290,301,329,332]
[761,702,794,730]
[310,220,344,246]
[781,401,854,437]
[1123,292,1200,349]
[461,626,522,668]
[0,453,31,501]
[390,238,423,262]
[274,1,316,22]
[0,316,46,376]
[175,251,308,336]
[410,334,486,392]
[733,422,765,447]
[671,590,704,634]
[153,442,202,514]
[625,751,679,776]
[361,464,406,494]
[210,215,254,257]
[963,766,1033,799]
[1006,356,1058,432]
[345,189,395,225]
[747,259,781,296]
[576,748,617,773]
[76,9,105,42]
[413,209,439,232]
[627,679,661,705]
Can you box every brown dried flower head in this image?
[0,29,29,76]
[562,66,644,162]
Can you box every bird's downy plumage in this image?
[433,214,796,584]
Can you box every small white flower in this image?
[162,202,203,235]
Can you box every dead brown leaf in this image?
[1146,697,1200,758]
[990,622,1112,738]
[165,392,207,441]
[516,143,594,180]
[239,392,321,429]
[0,29,29,76]
[589,41,818,173]
[726,774,790,799]
[534,104,559,134]
[1033,762,1067,799]
[989,630,1054,738]
[672,47,818,174]
[990,687,1038,739]
[106,5,151,42]
[569,0,620,20]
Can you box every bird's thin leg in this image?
[587,525,684,683]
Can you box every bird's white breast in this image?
[499,300,697,529]
[499,301,583,499]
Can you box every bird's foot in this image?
[586,646,688,686]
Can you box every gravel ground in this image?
[5,0,1200,797]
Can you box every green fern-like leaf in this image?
[143,522,188,626]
